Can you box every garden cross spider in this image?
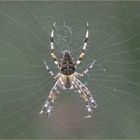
[40,23,97,118]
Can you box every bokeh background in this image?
[0,1,140,139]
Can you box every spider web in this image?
[0,1,140,139]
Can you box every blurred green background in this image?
[0,1,140,139]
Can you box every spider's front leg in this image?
[39,78,62,116]
[74,77,97,118]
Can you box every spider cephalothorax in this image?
[40,23,97,118]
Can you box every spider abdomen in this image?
[61,65,75,75]
[60,50,75,75]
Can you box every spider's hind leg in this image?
[76,22,89,66]
[50,23,59,68]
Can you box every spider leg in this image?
[76,22,89,66]
[43,59,55,77]
[83,60,96,75]
[77,89,93,118]
[50,23,59,68]
[39,78,62,116]
[74,77,97,117]
[75,60,96,78]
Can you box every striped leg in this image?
[43,59,54,77]
[76,22,89,65]
[82,60,96,75]
[78,89,93,118]
[75,60,96,77]
[50,23,59,68]
[39,78,62,116]
[74,77,97,118]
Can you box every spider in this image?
[39,23,97,118]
